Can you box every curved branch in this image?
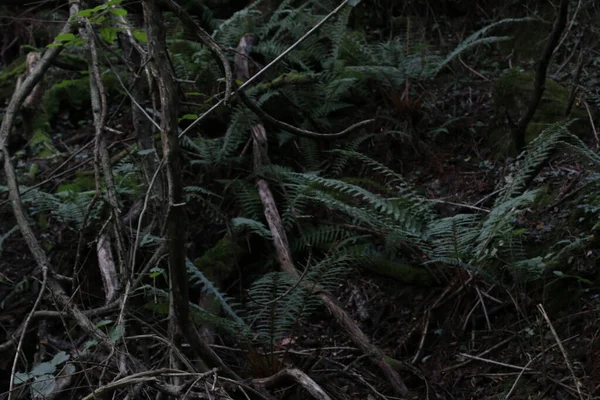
[254,368,332,400]
[159,0,233,103]
[512,0,569,151]
[239,90,374,140]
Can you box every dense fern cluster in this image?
[5,0,595,351]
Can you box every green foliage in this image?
[187,258,245,324]
[0,185,101,229]
[497,122,573,202]
[434,17,535,76]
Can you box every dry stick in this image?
[83,18,128,280]
[1,2,116,398]
[442,335,516,373]
[251,126,409,396]
[235,38,403,390]
[504,355,535,400]
[511,0,569,151]
[537,304,585,400]
[457,353,531,371]
[81,368,218,400]
[583,100,599,145]
[254,368,332,400]
[0,301,120,352]
[475,286,492,330]
[411,308,430,364]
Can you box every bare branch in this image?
[512,0,569,151]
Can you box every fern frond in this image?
[186,259,245,325]
[434,17,536,76]
[231,217,273,239]
[497,122,571,203]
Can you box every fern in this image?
[231,217,273,239]
[186,259,245,325]
[497,122,572,203]
[434,17,536,76]
[246,271,315,345]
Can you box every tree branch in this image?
[511,0,569,151]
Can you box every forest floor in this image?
[2,2,600,399]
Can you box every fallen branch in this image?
[254,368,332,400]
[250,124,408,396]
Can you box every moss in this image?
[43,73,126,121]
[56,173,96,194]
[43,77,91,121]
[0,56,26,102]
[492,68,588,155]
[194,237,245,283]
[20,109,58,158]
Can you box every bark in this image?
[142,0,239,380]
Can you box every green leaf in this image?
[30,362,56,377]
[50,351,70,366]
[347,0,361,5]
[54,80,75,89]
[179,114,198,121]
[109,8,128,16]
[55,33,76,42]
[63,364,76,375]
[13,372,31,385]
[95,319,114,328]
[91,4,107,12]
[47,43,64,48]
[149,267,164,278]
[109,324,124,343]
[100,26,118,43]
[133,29,147,43]
[137,149,156,156]
[73,9,94,17]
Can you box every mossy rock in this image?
[194,237,245,283]
[491,68,588,155]
[43,73,126,121]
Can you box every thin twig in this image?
[537,304,584,400]
[504,354,534,399]
[475,286,492,330]
[458,353,531,371]
[411,308,431,364]
[583,100,599,146]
